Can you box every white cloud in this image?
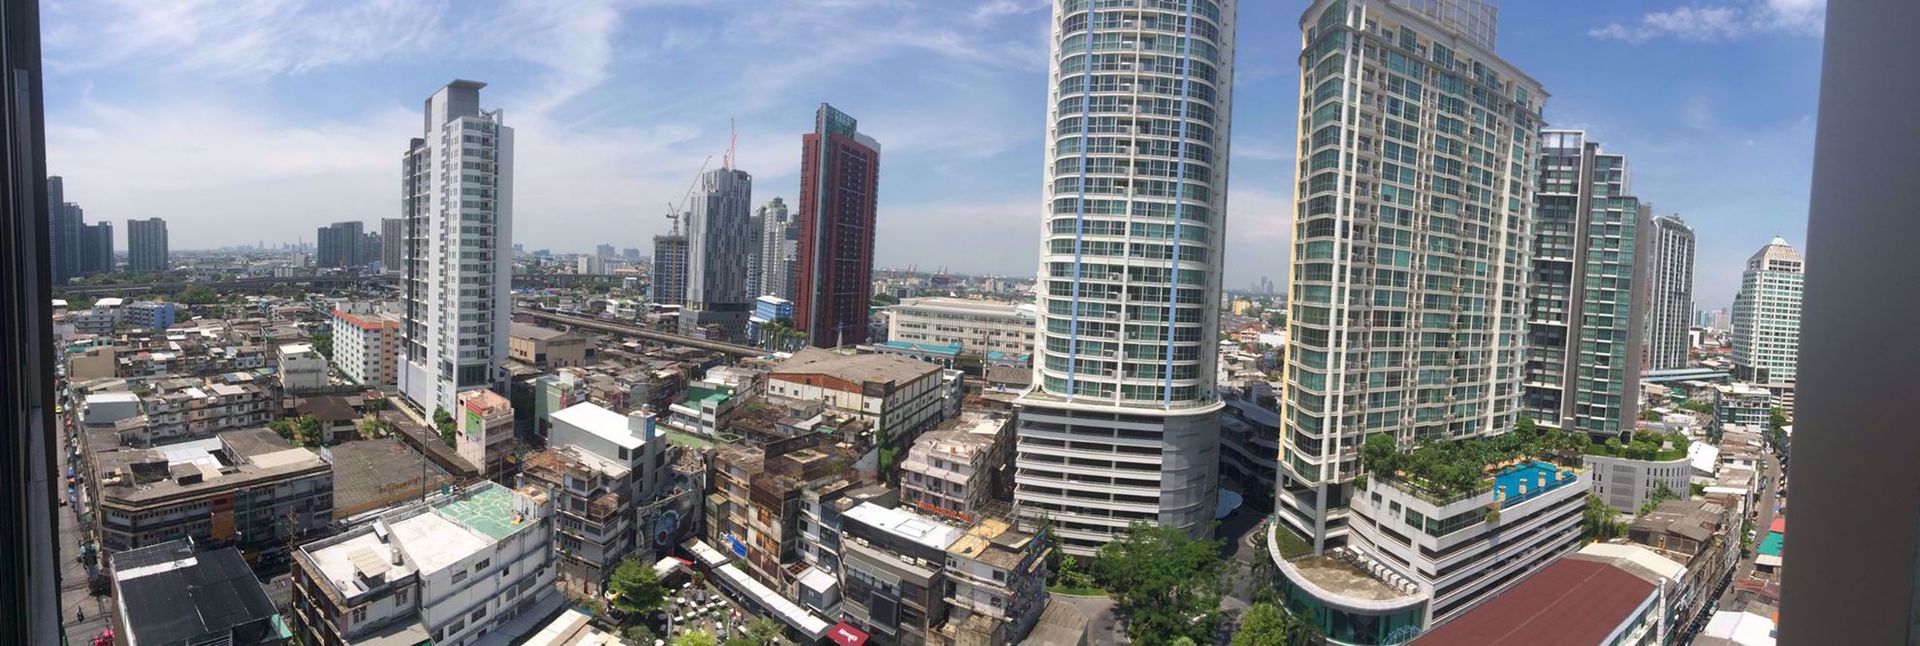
[1590,0,1825,43]
[45,0,448,78]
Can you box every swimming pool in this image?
[1494,461,1575,508]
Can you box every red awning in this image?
[1769,517,1786,534]
[826,622,869,646]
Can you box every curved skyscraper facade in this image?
[1015,0,1237,555]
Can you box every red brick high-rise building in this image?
[795,103,881,348]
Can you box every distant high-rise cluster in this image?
[795,103,881,348]
[380,217,405,273]
[46,176,110,280]
[399,80,514,414]
[1733,237,1804,382]
[315,221,364,268]
[125,217,168,274]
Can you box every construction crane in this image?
[665,154,713,237]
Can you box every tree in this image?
[622,625,657,644]
[357,417,390,440]
[310,332,333,360]
[1093,523,1224,645]
[608,558,667,617]
[1234,603,1291,646]
[433,407,456,448]
[1638,481,1681,516]
[1583,494,1625,541]
[1515,415,1538,435]
[739,618,782,646]
[173,284,219,305]
[672,630,718,646]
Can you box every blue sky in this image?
[39,0,1822,310]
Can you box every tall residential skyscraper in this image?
[1014,0,1237,555]
[795,103,880,348]
[595,243,616,259]
[1645,214,1696,370]
[46,176,80,283]
[381,217,405,273]
[651,234,688,306]
[399,80,514,415]
[78,220,111,275]
[756,197,795,301]
[125,217,168,274]
[316,221,364,268]
[1523,131,1647,436]
[1276,0,1544,552]
[680,167,754,341]
[1732,237,1804,382]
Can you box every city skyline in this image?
[37,1,1820,306]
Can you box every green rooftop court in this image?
[435,484,534,541]
[679,384,735,408]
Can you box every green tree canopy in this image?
[608,558,667,617]
[1234,603,1290,646]
[672,630,718,646]
[1093,523,1224,644]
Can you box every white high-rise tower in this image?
[1015,0,1237,555]
[1646,215,1696,370]
[1732,237,1803,382]
[400,80,514,415]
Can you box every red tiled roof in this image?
[1416,558,1656,646]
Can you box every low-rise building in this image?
[1713,383,1773,431]
[290,482,557,646]
[128,377,276,444]
[885,297,1036,358]
[1630,499,1739,636]
[665,382,739,438]
[517,446,634,597]
[122,300,177,331]
[548,402,670,507]
[456,389,515,476]
[279,342,328,393]
[331,309,400,389]
[89,428,333,560]
[1415,546,1678,646]
[510,322,590,368]
[74,307,118,335]
[940,517,1049,643]
[838,502,969,645]
[901,411,1011,523]
[767,347,950,458]
[1271,456,1591,643]
[111,540,291,646]
[1583,436,1692,513]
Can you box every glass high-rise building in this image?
[1523,131,1646,437]
[1732,237,1804,382]
[1645,214,1695,370]
[795,104,880,349]
[1275,0,1544,552]
[399,80,514,414]
[1014,0,1237,555]
[651,234,688,306]
[680,167,754,341]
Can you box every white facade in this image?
[278,342,328,393]
[1585,453,1692,513]
[332,309,400,389]
[294,482,555,646]
[887,297,1037,357]
[400,80,515,414]
[1016,0,1238,556]
[1275,0,1547,555]
[757,197,796,301]
[1646,215,1696,371]
[1346,463,1589,626]
[1713,383,1773,430]
[548,402,670,505]
[1731,237,1802,382]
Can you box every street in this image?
[56,409,111,644]
[1721,450,1784,605]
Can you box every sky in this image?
[40,0,1823,311]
